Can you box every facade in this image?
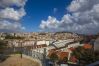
[0,32,81,41]
[94,37,99,51]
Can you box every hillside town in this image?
[0,32,82,47]
[0,0,99,66]
[0,32,99,66]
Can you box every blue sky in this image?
[0,0,99,34]
[22,0,72,32]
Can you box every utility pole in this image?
[34,37,37,48]
[21,42,22,58]
[20,40,23,58]
[43,48,47,66]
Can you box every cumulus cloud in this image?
[0,0,27,7]
[0,20,25,32]
[0,8,26,21]
[39,0,99,34]
[0,0,27,32]
[40,16,59,30]
[67,0,99,12]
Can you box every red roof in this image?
[70,56,77,63]
[58,52,69,60]
[83,44,92,49]
[68,47,75,51]
[48,50,69,60]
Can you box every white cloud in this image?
[0,0,27,32]
[40,16,59,32]
[0,0,26,21]
[0,0,27,7]
[39,0,99,34]
[0,8,26,21]
[0,20,25,31]
[67,0,99,12]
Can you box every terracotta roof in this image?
[48,50,69,60]
[68,47,75,51]
[58,52,69,60]
[83,44,92,49]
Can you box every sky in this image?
[0,0,99,34]
[22,0,72,32]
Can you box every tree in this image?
[49,52,58,66]
[0,40,7,53]
[49,53,58,62]
[5,34,25,58]
[62,57,68,63]
[5,34,24,40]
[71,46,99,65]
[57,57,68,65]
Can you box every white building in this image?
[94,37,99,51]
